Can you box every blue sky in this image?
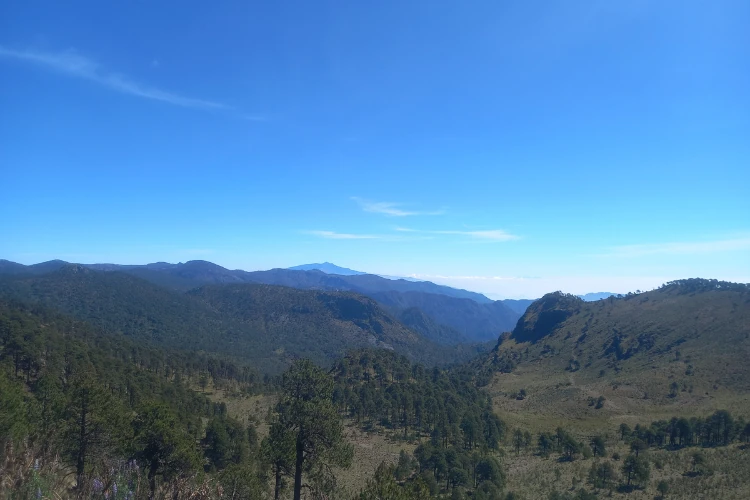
[1,0,748,298]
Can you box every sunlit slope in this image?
[478,279,750,430]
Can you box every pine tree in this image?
[587,461,616,490]
[261,422,295,500]
[132,403,200,498]
[621,454,649,487]
[204,416,249,470]
[0,371,29,444]
[60,374,129,489]
[589,435,606,457]
[276,359,353,500]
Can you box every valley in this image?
[3,4,745,498]
[1,262,748,499]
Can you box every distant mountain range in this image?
[0,259,529,343]
[0,259,641,344]
[0,259,491,299]
[245,267,495,304]
[370,290,525,342]
[288,262,366,275]
[0,264,489,373]
[578,292,619,301]
[288,262,422,282]
[496,298,535,315]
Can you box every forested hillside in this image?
[372,290,521,342]
[0,301,261,498]
[0,259,490,302]
[394,306,471,345]
[0,266,483,373]
[0,260,528,345]
[187,283,486,366]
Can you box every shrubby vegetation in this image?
[658,278,750,294]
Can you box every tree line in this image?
[331,350,506,449]
[619,410,750,450]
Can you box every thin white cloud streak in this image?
[304,230,379,240]
[396,227,519,241]
[0,46,228,110]
[303,230,436,242]
[436,230,519,241]
[352,197,445,217]
[605,236,750,258]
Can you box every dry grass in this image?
[206,355,750,499]
[335,425,417,497]
[205,385,276,439]
[209,386,416,497]
[487,360,750,437]
[501,439,750,499]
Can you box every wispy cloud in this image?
[396,227,520,241]
[0,46,228,110]
[304,230,380,240]
[605,236,750,258]
[437,229,519,241]
[303,230,435,242]
[352,197,445,217]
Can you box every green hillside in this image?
[394,306,470,344]
[0,300,269,499]
[478,279,750,431]
[188,283,484,367]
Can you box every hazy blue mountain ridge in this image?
[288,262,366,275]
[0,259,532,344]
